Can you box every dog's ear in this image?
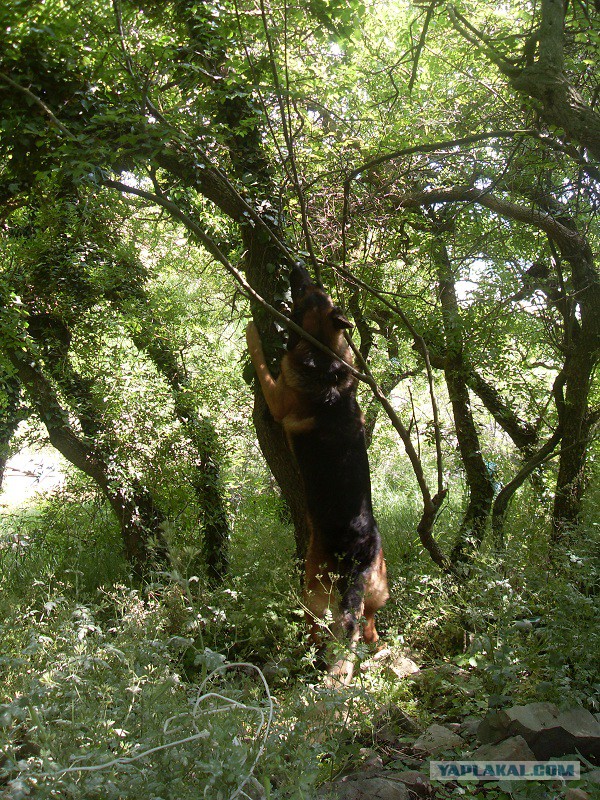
[330,307,353,330]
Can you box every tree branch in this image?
[0,72,76,140]
[408,0,438,95]
[395,184,588,255]
[449,3,600,160]
[258,0,321,282]
[330,260,445,495]
[492,426,562,544]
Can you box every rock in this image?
[472,735,536,761]
[565,790,590,800]
[319,775,409,800]
[374,705,422,743]
[361,648,420,680]
[477,702,600,759]
[358,748,384,770]
[383,655,420,681]
[371,647,393,661]
[584,768,600,784]
[460,717,481,737]
[445,723,462,733]
[477,702,559,744]
[393,770,433,797]
[413,724,464,754]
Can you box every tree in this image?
[0,184,232,577]
[0,0,597,572]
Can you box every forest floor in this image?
[0,479,599,799]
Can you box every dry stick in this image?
[344,129,535,185]
[345,335,448,569]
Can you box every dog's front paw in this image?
[246,321,259,349]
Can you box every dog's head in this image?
[287,265,352,351]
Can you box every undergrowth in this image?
[0,483,599,799]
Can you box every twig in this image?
[0,72,76,140]
[408,0,438,94]
[328,259,445,496]
[259,0,321,282]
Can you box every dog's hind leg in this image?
[362,549,389,644]
[325,606,363,686]
[323,577,365,686]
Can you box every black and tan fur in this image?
[246,267,389,683]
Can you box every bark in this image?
[27,313,101,439]
[113,293,231,585]
[212,36,312,557]
[492,427,562,545]
[128,332,230,583]
[142,0,313,558]
[450,1,600,161]
[5,343,168,574]
[347,291,374,361]
[242,225,312,558]
[551,346,596,538]
[510,0,600,162]
[428,351,539,454]
[132,330,230,586]
[428,350,546,539]
[0,375,25,491]
[464,370,539,454]
[432,235,495,561]
[551,245,600,537]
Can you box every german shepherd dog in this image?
[246,266,389,683]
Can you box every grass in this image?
[1,477,599,799]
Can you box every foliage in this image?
[0,0,599,796]
[1,481,599,797]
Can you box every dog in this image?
[246,266,389,683]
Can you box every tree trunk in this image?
[432,234,495,561]
[242,226,311,558]
[399,188,600,543]
[6,344,168,574]
[109,289,231,585]
[552,348,595,538]
[0,375,25,491]
[551,244,600,538]
[511,0,600,162]
[493,427,562,544]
